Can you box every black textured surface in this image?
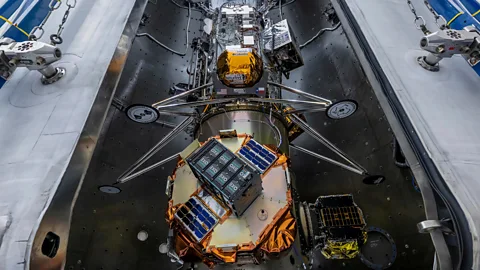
[65,1,434,269]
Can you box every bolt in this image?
[436,45,445,53]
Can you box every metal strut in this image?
[290,144,365,175]
[117,153,180,184]
[267,82,333,105]
[289,114,368,174]
[155,97,329,113]
[152,83,213,108]
[116,117,194,183]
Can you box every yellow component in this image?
[472,9,480,17]
[260,210,296,254]
[203,96,213,113]
[447,12,464,26]
[216,48,263,88]
[321,239,361,259]
[0,15,29,37]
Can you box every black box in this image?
[186,139,262,217]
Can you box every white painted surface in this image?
[0,0,136,268]
[343,0,480,266]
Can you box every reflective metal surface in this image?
[64,0,434,269]
[28,0,148,269]
[197,110,289,153]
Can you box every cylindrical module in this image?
[196,109,290,154]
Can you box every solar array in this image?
[238,139,277,173]
[175,197,218,242]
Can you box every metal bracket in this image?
[418,26,480,71]
[417,220,454,235]
[0,39,64,83]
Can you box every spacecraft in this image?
[0,0,478,268]
[119,1,385,268]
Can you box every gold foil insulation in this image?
[167,134,294,267]
[216,48,263,88]
[320,235,366,259]
[260,209,296,254]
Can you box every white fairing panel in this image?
[0,0,136,268]
[337,0,480,267]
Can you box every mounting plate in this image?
[126,104,160,124]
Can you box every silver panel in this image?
[197,110,289,153]
[333,0,475,268]
[171,165,199,205]
[242,166,289,241]
[27,0,148,269]
[209,217,254,247]
[0,0,145,269]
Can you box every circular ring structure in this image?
[41,67,66,85]
[50,34,63,45]
[98,185,121,194]
[126,104,160,124]
[326,99,358,119]
[359,226,397,269]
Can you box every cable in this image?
[279,0,283,20]
[0,15,29,37]
[169,0,200,11]
[137,2,192,56]
[299,22,341,49]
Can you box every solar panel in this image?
[238,139,277,173]
[175,197,219,242]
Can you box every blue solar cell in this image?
[176,197,220,242]
[240,139,279,173]
[186,212,194,221]
[198,226,207,235]
[198,212,206,221]
[193,219,202,228]
[244,152,253,160]
[182,217,191,226]
[203,220,212,229]
[194,230,203,238]
[208,217,215,225]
